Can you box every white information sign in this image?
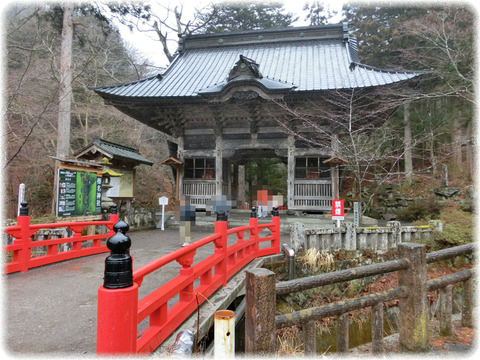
[158,197,169,230]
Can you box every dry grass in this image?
[298,247,335,273]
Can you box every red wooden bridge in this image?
[3,203,281,355]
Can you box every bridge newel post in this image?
[398,242,428,352]
[249,206,259,254]
[109,203,119,229]
[271,206,280,254]
[17,201,31,272]
[97,220,138,354]
[214,211,228,286]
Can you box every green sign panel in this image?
[57,169,102,217]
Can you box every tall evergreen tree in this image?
[195,1,297,33]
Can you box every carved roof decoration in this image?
[198,54,295,101]
[228,55,262,81]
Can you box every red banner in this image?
[332,199,344,220]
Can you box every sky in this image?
[118,0,345,70]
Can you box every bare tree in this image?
[271,82,428,215]
[106,2,216,64]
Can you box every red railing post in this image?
[97,220,138,354]
[16,202,32,272]
[214,211,228,286]
[249,206,259,255]
[271,206,280,254]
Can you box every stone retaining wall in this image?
[122,207,157,229]
[291,220,443,252]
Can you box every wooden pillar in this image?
[336,313,349,352]
[303,320,316,355]
[245,268,276,355]
[371,302,384,354]
[440,285,453,336]
[215,134,223,196]
[332,165,339,199]
[462,277,473,328]
[287,135,295,210]
[398,243,428,351]
[330,135,340,199]
[237,164,246,208]
[227,161,232,199]
[177,134,185,196]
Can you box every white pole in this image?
[17,183,25,216]
[214,310,235,358]
[161,204,165,231]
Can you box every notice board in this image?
[57,168,102,217]
[105,168,134,198]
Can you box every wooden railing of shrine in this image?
[293,180,332,210]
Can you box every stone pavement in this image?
[3,226,289,356]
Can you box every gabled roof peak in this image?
[227,55,262,81]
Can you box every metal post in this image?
[97,220,138,354]
[214,310,235,358]
[282,244,295,280]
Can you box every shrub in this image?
[396,197,443,222]
[431,208,474,248]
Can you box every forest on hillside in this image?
[3,2,475,219]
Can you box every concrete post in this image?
[398,242,428,351]
[387,221,402,248]
[245,268,276,355]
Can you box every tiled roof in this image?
[92,23,422,100]
[74,138,153,166]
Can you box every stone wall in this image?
[122,207,157,229]
[291,220,443,252]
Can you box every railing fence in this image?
[245,242,474,355]
[96,207,281,354]
[3,202,118,274]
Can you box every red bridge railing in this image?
[97,207,281,354]
[2,202,118,274]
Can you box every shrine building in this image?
[92,23,421,211]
